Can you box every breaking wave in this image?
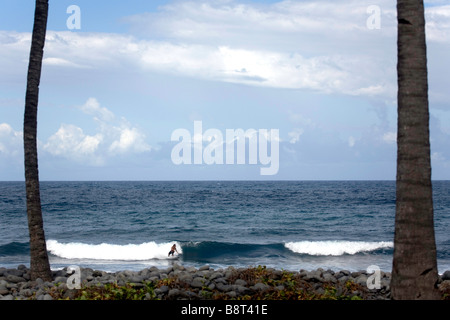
[46,240,182,261]
[284,241,393,256]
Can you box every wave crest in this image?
[284,240,393,256]
[47,240,182,261]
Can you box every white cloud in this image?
[43,57,89,69]
[382,131,397,144]
[1,98,152,166]
[288,128,304,144]
[1,1,449,102]
[348,136,356,147]
[431,152,445,161]
[425,5,450,43]
[43,98,151,164]
[43,124,104,165]
[109,125,151,155]
[78,97,115,122]
[0,123,23,157]
[0,97,151,166]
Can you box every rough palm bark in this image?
[391,0,440,299]
[23,0,52,281]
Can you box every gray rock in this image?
[82,267,94,276]
[304,270,323,282]
[173,264,185,271]
[178,273,193,284]
[191,277,206,288]
[156,285,169,294]
[53,269,67,277]
[18,265,28,271]
[162,267,173,274]
[298,269,308,278]
[355,274,368,286]
[207,282,216,290]
[251,282,270,291]
[6,282,17,290]
[100,275,115,284]
[43,294,53,301]
[438,280,450,292]
[172,269,183,276]
[144,292,153,300]
[216,282,232,292]
[20,280,33,290]
[6,269,24,277]
[234,285,252,295]
[381,278,390,290]
[224,270,234,279]
[442,270,450,281]
[315,287,325,295]
[213,277,227,285]
[184,291,198,299]
[234,279,247,286]
[128,276,144,284]
[272,269,283,280]
[57,283,69,291]
[199,265,210,271]
[63,289,78,300]
[6,274,25,283]
[209,272,223,281]
[168,288,182,299]
[54,276,68,284]
[186,266,197,273]
[131,283,146,289]
[322,272,337,283]
[92,270,103,277]
[19,288,33,298]
[339,270,351,276]
[149,271,161,278]
[0,294,14,300]
[195,270,210,278]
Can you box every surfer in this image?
[168,244,179,257]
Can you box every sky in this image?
[0,0,449,181]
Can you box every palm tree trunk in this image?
[23,0,52,281]
[391,0,440,299]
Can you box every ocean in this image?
[1,181,449,274]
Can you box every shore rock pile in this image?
[1,264,449,300]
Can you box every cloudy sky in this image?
[1,0,449,180]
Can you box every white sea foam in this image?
[284,240,393,256]
[46,240,182,260]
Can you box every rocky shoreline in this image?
[1,264,449,300]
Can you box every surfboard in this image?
[167,254,180,260]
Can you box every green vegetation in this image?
[47,265,368,300]
[50,281,156,300]
[223,265,364,300]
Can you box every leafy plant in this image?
[55,281,157,300]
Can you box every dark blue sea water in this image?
[1,181,449,273]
